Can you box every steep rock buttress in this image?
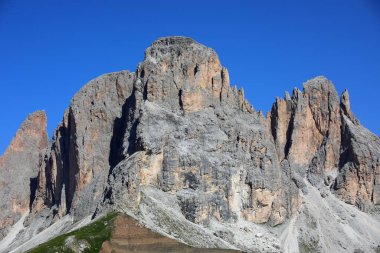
[269,77,380,211]
[0,111,48,239]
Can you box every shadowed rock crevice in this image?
[284,110,295,160]
[178,89,184,111]
[42,153,54,206]
[337,115,352,170]
[109,95,132,170]
[109,81,146,171]
[65,108,80,212]
[54,124,69,210]
[126,119,143,156]
[29,177,38,211]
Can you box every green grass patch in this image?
[28,212,118,253]
[298,241,321,253]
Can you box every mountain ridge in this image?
[0,36,379,253]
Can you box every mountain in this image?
[0,36,379,253]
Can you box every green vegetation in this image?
[298,241,321,253]
[28,212,117,253]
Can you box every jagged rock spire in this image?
[340,89,359,124]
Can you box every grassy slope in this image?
[28,213,118,253]
[28,212,242,253]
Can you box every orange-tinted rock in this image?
[270,77,341,174]
[0,111,48,239]
[269,76,380,211]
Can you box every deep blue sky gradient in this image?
[1,0,379,154]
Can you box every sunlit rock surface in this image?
[1,36,380,253]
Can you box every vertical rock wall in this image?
[0,111,48,239]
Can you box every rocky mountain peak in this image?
[303,75,336,93]
[340,88,359,124]
[144,36,214,67]
[150,36,197,47]
[139,36,252,113]
[341,89,351,111]
[1,110,48,162]
[0,110,48,240]
[1,38,380,253]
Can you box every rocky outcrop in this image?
[0,111,48,239]
[269,76,380,211]
[33,71,135,219]
[269,77,341,177]
[139,37,253,114]
[102,36,298,227]
[333,111,380,211]
[1,36,380,253]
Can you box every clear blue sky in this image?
[1,0,379,154]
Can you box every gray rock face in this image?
[1,36,380,253]
[33,71,134,219]
[0,111,48,239]
[334,114,380,211]
[101,36,298,227]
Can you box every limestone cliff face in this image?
[269,77,341,174]
[139,37,253,114]
[0,111,48,239]
[33,71,135,219]
[1,36,380,253]
[334,98,380,211]
[269,77,380,211]
[102,37,298,226]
